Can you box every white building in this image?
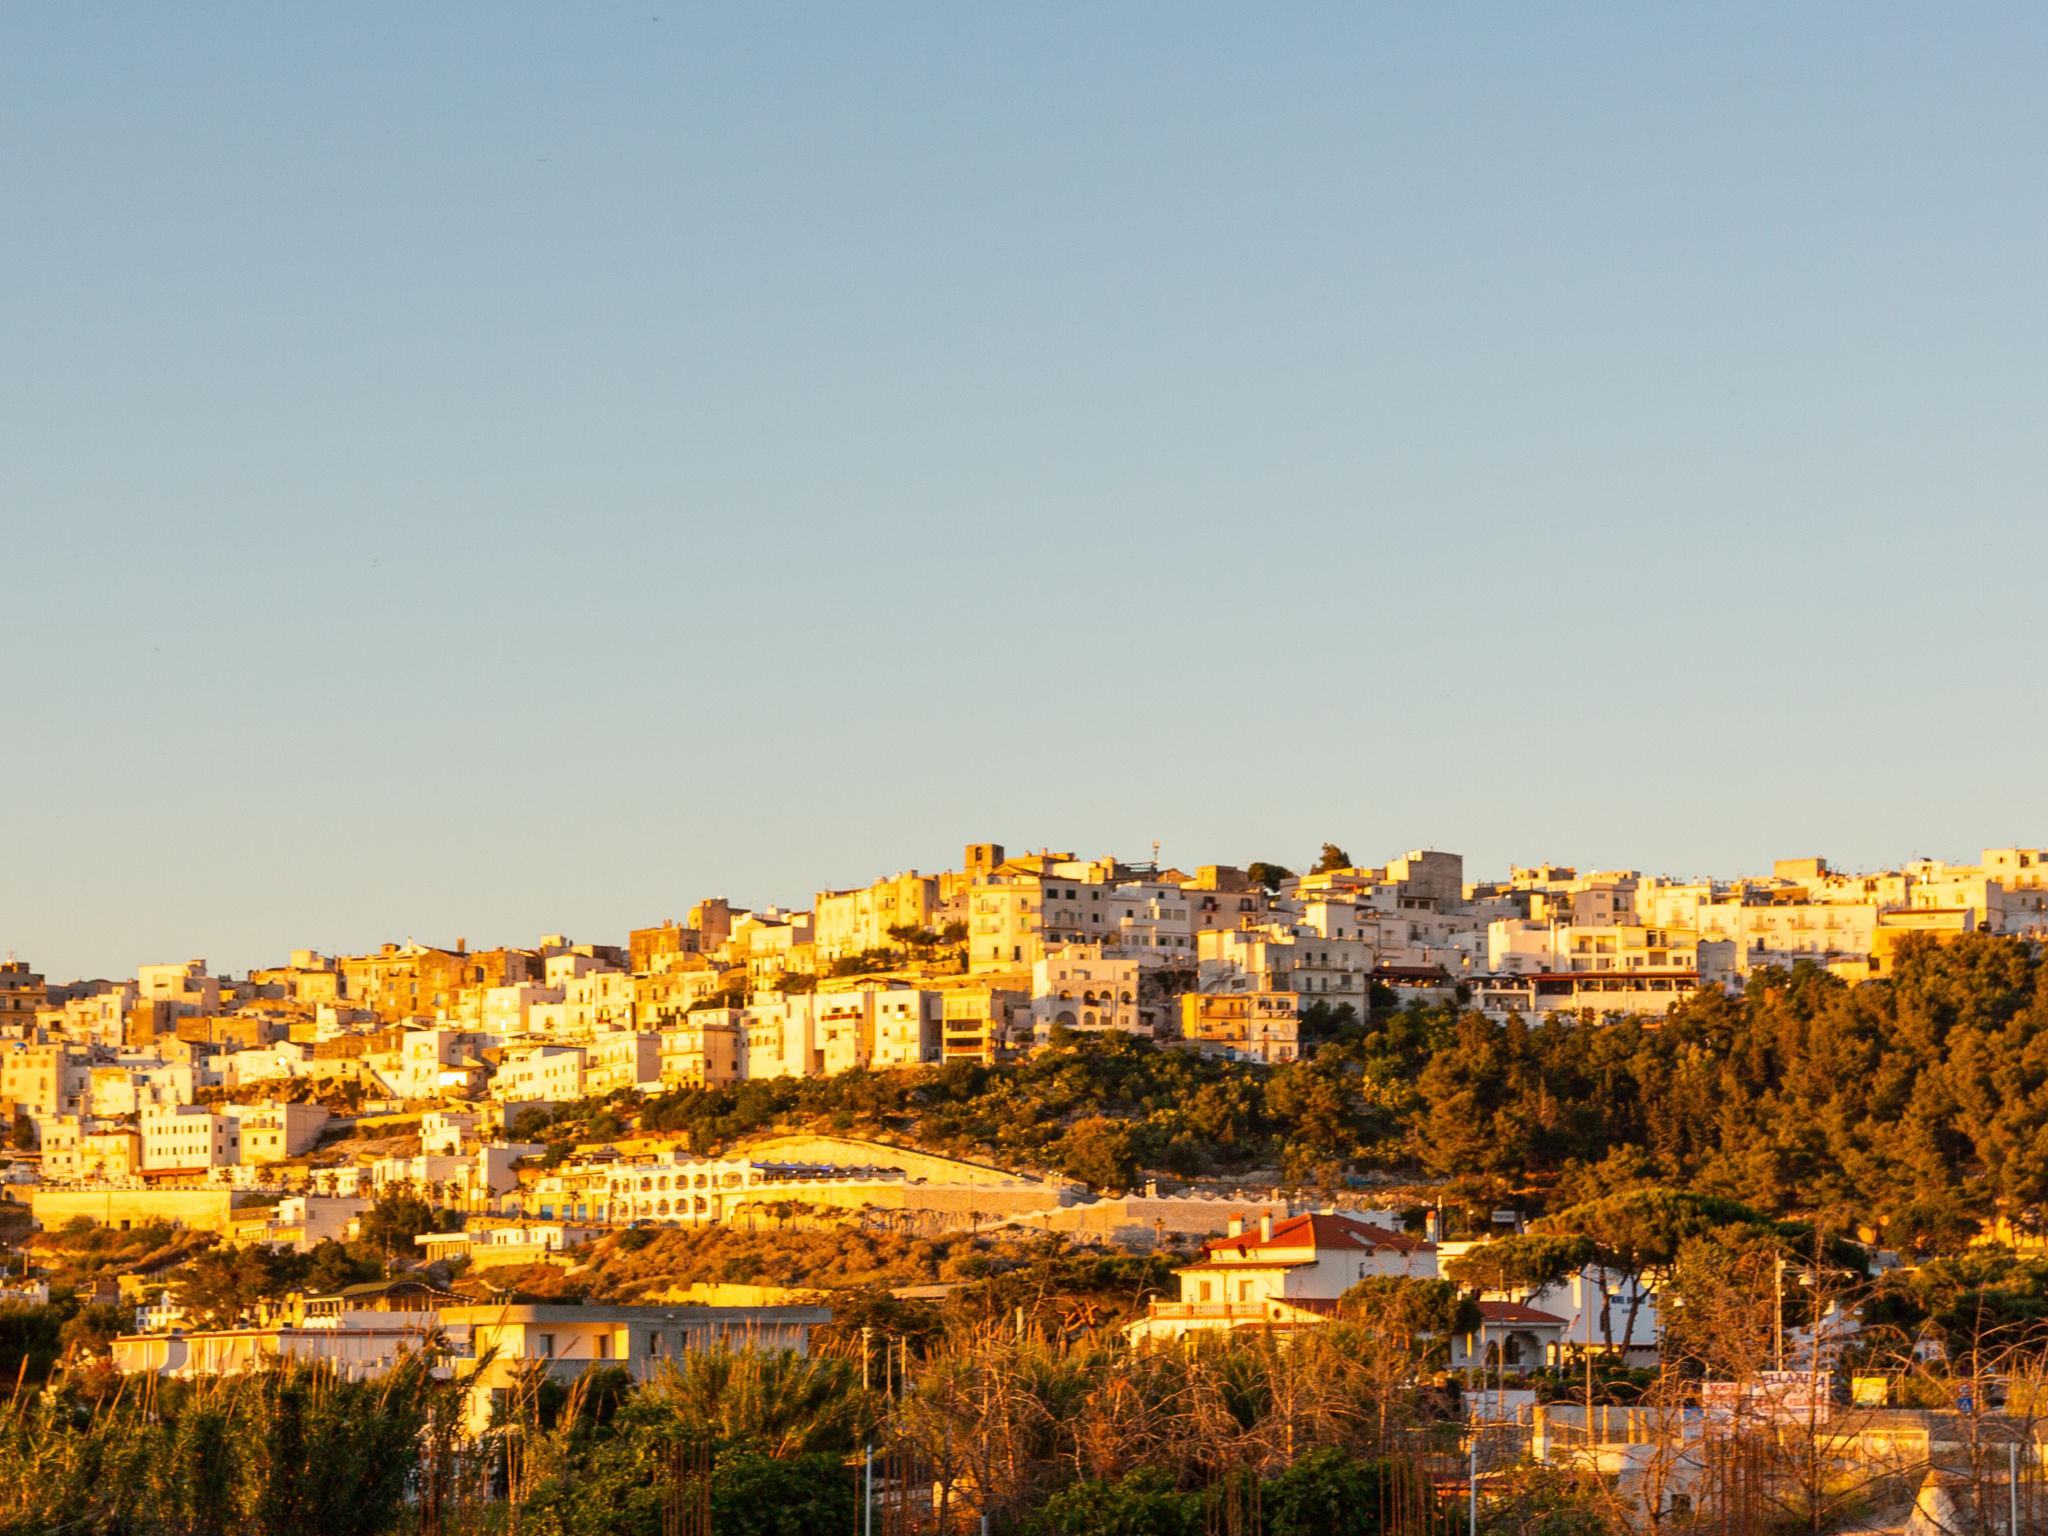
[140,1103,242,1172]
[232,1101,330,1163]
[741,996,816,1080]
[1197,925,1376,1011]
[494,1044,586,1105]
[1127,1212,1439,1345]
[584,1030,662,1094]
[1031,946,1152,1039]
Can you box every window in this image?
[535,1333,555,1359]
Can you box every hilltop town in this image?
[12,841,2047,1167]
[9,839,2048,1533]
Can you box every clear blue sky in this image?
[6,7,2045,981]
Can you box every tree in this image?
[58,1303,130,1363]
[1060,1116,1141,1192]
[0,1302,62,1384]
[1267,1053,1367,1185]
[1298,1000,1360,1040]
[710,1450,858,1536]
[1539,1188,1763,1355]
[171,1244,308,1328]
[0,1356,461,1536]
[302,1239,380,1296]
[1263,1448,1421,1536]
[358,1188,448,1257]
[1032,1468,1201,1536]
[8,1113,32,1152]
[1339,1276,1482,1365]
[509,1105,553,1141]
[1444,1233,1596,1299]
[1246,862,1294,894]
[887,924,944,956]
[1473,1464,1612,1536]
[1313,843,1354,874]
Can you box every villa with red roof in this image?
[1126,1212,1581,1366]
[1125,1210,1439,1345]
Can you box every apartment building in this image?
[40,1118,142,1181]
[1,1040,91,1127]
[1197,925,1375,1010]
[234,1102,330,1164]
[967,853,1121,972]
[936,984,1028,1064]
[628,920,702,974]
[584,1030,660,1094]
[561,969,637,1036]
[1031,946,1151,1039]
[140,1103,243,1171]
[1178,992,1301,1064]
[246,951,343,1006]
[493,1044,586,1105]
[1487,920,1701,976]
[742,995,817,1080]
[657,1012,743,1087]
[447,1302,829,1433]
[1126,1212,1438,1345]
[814,870,956,960]
[0,961,46,1035]
[338,941,534,1022]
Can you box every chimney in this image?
[1259,1213,1274,1242]
[1226,1215,1243,1238]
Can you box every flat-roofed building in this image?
[446,1302,831,1430]
[1179,991,1301,1064]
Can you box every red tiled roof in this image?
[1201,1212,1434,1261]
[1475,1300,1568,1326]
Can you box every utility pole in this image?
[1774,1255,1785,1372]
[1468,1433,1480,1536]
[1584,1275,1595,1453]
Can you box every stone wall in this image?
[30,1186,239,1234]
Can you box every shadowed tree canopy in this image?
[1246,862,1294,893]
[1443,1233,1597,1296]
[625,935,2048,1247]
[1339,1275,1482,1364]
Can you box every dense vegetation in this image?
[0,1220,212,1383]
[0,1356,459,1536]
[630,935,2048,1248]
[0,1323,1516,1536]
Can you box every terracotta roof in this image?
[1201,1212,1434,1261]
[1476,1300,1568,1326]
